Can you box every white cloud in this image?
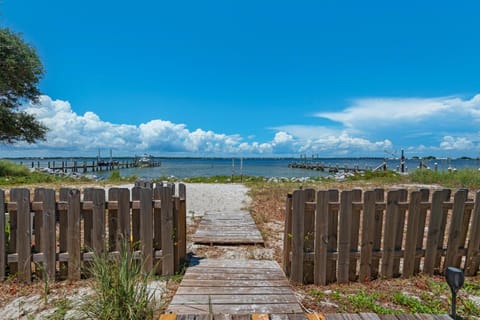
[440,136,474,150]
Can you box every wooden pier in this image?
[24,158,161,173]
[288,162,386,173]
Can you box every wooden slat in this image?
[303,189,316,283]
[359,190,375,282]
[67,189,81,280]
[84,188,106,253]
[403,191,422,277]
[11,189,31,283]
[337,190,353,283]
[414,189,430,274]
[393,189,408,277]
[371,189,384,279]
[327,190,339,283]
[59,189,69,279]
[314,190,329,285]
[140,187,154,273]
[444,189,467,269]
[291,190,305,283]
[131,187,141,248]
[34,188,56,280]
[466,190,480,275]
[424,189,450,275]
[176,193,187,270]
[382,190,400,278]
[283,194,293,276]
[161,185,174,275]
[456,191,473,267]
[349,189,362,281]
[0,190,4,281]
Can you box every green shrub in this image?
[79,240,155,320]
[0,160,30,177]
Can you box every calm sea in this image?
[9,157,480,179]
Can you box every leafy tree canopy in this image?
[0,27,47,143]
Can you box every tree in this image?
[0,28,47,143]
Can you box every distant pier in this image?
[288,161,387,173]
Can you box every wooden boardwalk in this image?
[161,313,452,319]
[191,211,264,245]
[167,258,302,314]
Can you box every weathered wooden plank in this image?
[349,189,362,281]
[190,259,279,268]
[139,187,153,273]
[182,272,287,280]
[444,189,467,269]
[0,190,5,281]
[424,190,450,275]
[161,185,174,275]
[338,190,353,283]
[67,189,81,280]
[291,189,305,283]
[167,304,303,314]
[414,189,430,274]
[306,314,326,320]
[327,189,339,283]
[371,189,384,279]
[171,294,299,304]
[393,189,408,277]
[304,188,316,283]
[382,190,400,278]
[179,279,291,287]
[84,188,106,253]
[176,197,187,270]
[359,191,376,282]
[186,267,285,275]
[284,193,293,276]
[34,188,56,280]
[11,189,31,283]
[175,286,295,295]
[108,188,131,250]
[466,190,480,275]
[358,314,381,320]
[403,191,422,277]
[456,191,473,267]
[131,187,141,248]
[314,190,329,285]
[59,189,69,279]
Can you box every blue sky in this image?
[1,1,480,157]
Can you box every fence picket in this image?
[85,188,106,253]
[11,189,31,283]
[393,189,408,276]
[161,185,175,276]
[34,188,56,280]
[403,191,422,277]
[314,190,329,285]
[291,190,305,283]
[371,188,384,279]
[349,189,362,281]
[304,189,316,283]
[108,188,131,250]
[140,187,154,273]
[283,194,293,276]
[327,189,339,283]
[444,189,468,269]
[67,189,81,280]
[176,183,187,272]
[338,190,353,284]
[131,187,142,248]
[381,190,400,278]
[414,189,430,274]
[359,190,375,282]
[466,190,480,275]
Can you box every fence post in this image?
[153,185,163,274]
[139,187,153,273]
[0,190,5,281]
[466,190,480,276]
[424,189,451,275]
[359,190,376,282]
[291,189,305,283]
[338,190,353,284]
[11,188,31,283]
[314,190,329,285]
[67,189,81,280]
[34,188,56,280]
[176,183,187,272]
[444,189,468,269]
[283,194,293,276]
[161,185,175,276]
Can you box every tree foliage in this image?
[0,28,47,143]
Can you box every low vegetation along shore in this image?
[1,160,480,318]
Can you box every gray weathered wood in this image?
[11,189,31,283]
[140,187,154,273]
[349,189,362,281]
[108,188,131,250]
[381,190,400,278]
[414,189,430,274]
[303,188,316,283]
[84,188,106,253]
[456,192,473,267]
[466,190,480,275]
[393,189,407,276]
[314,190,329,285]
[34,188,56,280]
[131,187,142,248]
[371,189,384,278]
[0,190,4,281]
[291,189,305,283]
[444,189,467,269]
[161,185,174,275]
[359,190,376,282]
[424,189,450,275]
[59,189,70,279]
[283,194,293,276]
[338,190,353,283]
[403,191,422,277]
[66,189,81,280]
[327,189,339,283]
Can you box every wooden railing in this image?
[283,188,480,285]
[0,183,186,283]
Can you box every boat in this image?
[135,154,156,167]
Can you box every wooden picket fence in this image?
[0,183,186,283]
[283,188,480,285]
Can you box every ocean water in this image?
[10,157,480,179]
